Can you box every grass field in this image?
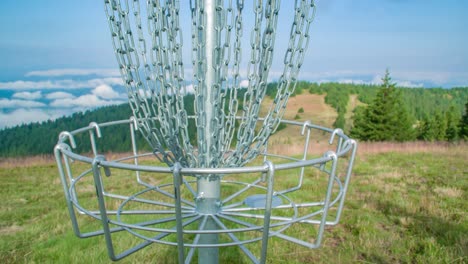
[1,94,466,263]
[1,142,466,263]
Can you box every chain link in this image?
[227,0,316,167]
[104,0,316,168]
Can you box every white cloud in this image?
[332,75,424,88]
[0,108,72,129]
[0,99,46,108]
[239,80,249,88]
[0,109,52,128]
[371,75,383,85]
[50,94,125,108]
[92,84,123,99]
[185,84,195,94]
[0,77,123,90]
[86,78,124,87]
[299,70,435,88]
[12,91,42,100]
[298,70,468,87]
[390,71,468,87]
[337,79,368,85]
[394,80,424,88]
[45,92,75,100]
[25,68,120,77]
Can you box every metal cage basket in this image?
[54,117,356,263]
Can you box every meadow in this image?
[1,142,466,263]
[1,90,467,263]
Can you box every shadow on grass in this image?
[376,200,467,250]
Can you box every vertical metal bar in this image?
[203,0,216,165]
[315,152,339,246]
[331,140,357,225]
[54,144,82,237]
[336,137,343,153]
[277,121,310,195]
[129,117,141,182]
[89,129,98,156]
[91,156,116,260]
[89,123,110,200]
[196,176,220,264]
[173,163,185,263]
[198,1,221,262]
[260,161,275,264]
[61,150,88,216]
[299,124,311,186]
[61,146,74,183]
[89,122,102,156]
[263,143,268,163]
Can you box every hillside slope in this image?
[262,93,339,155]
[1,83,467,158]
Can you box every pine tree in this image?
[460,101,468,140]
[349,106,369,139]
[445,105,461,141]
[418,114,437,141]
[434,111,447,141]
[350,69,415,141]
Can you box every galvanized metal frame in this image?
[54,117,357,263]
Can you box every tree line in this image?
[269,71,467,142]
[1,77,467,157]
[273,78,467,141]
[349,70,466,141]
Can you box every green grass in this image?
[1,147,467,263]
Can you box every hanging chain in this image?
[221,0,243,156]
[226,0,281,166]
[190,0,238,168]
[105,0,192,166]
[104,0,316,168]
[265,0,316,134]
[190,0,207,167]
[226,0,316,167]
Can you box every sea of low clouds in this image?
[0,69,128,128]
[0,68,466,129]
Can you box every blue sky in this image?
[0,0,467,128]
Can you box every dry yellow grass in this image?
[434,186,463,198]
[356,141,468,156]
[344,94,365,132]
[262,93,339,155]
[0,224,23,236]
[3,141,466,169]
[0,152,155,168]
[266,93,338,126]
[0,155,55,168]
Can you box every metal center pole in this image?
[197,0,220,263]
[196,177,221,263]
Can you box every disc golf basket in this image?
[54,1,357,263]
